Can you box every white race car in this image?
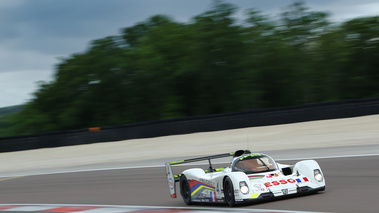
[165,150,325,206]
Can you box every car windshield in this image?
[233,155,278,174]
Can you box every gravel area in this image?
[1,114,378,173]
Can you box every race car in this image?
[165,150,325,206]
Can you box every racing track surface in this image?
[0,154,378,213]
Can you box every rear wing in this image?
[165,150,251,198]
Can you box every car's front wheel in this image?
[223,176,236,207]
[180,175,192,205]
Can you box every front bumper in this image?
[241,186,325,203]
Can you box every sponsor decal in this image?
[264,178,297,187]
[199,179,215,186]
[253,184,266,192]
[210,191,217,202]
[296,177,310,183]
[266,174,272,178]
[168,178,174,190]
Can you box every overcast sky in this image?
[1,0,379,108]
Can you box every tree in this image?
[243,9,295,108]
[279,0,330,103]
[186,0,252,114]
[339,16,379,98]
[6,1,379,137]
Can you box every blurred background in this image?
[1,0,379,137]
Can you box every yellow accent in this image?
[205,168,224,173]
[248,175,264,179]
[240,153,262,160]
[191,185,214,196]
[0,177,22,182]
[169,160,184,164]
[250,193,260,198]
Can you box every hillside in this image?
[0,105,23,116]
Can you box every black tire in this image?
[180,175,192,205]
[223,176,236,207]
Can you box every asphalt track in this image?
[0,152,378,213]
[1,115,379,213]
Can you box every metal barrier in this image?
[1,97,379,153]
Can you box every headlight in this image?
[314,169,323,182]
[239,181,249,194]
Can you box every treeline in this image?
[1,0,379,137]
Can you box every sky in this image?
[1,0,379,108]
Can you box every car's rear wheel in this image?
[223,176,236,207]
[180,175,192,205]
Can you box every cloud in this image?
[0,47,55,107]
[1,0,379,108]
[306,0,379,22]
[0,0,216,107]
[0,0,217,56]
[1,0,129,55]
[0,69,53,107]
[0,48,57,71]
[332,1,379,21]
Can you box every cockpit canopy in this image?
[232,153,278,174]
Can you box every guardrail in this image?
[1,97,379,153]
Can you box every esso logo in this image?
[264,178,297,187]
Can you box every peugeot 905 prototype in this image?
[165,150,325,206]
